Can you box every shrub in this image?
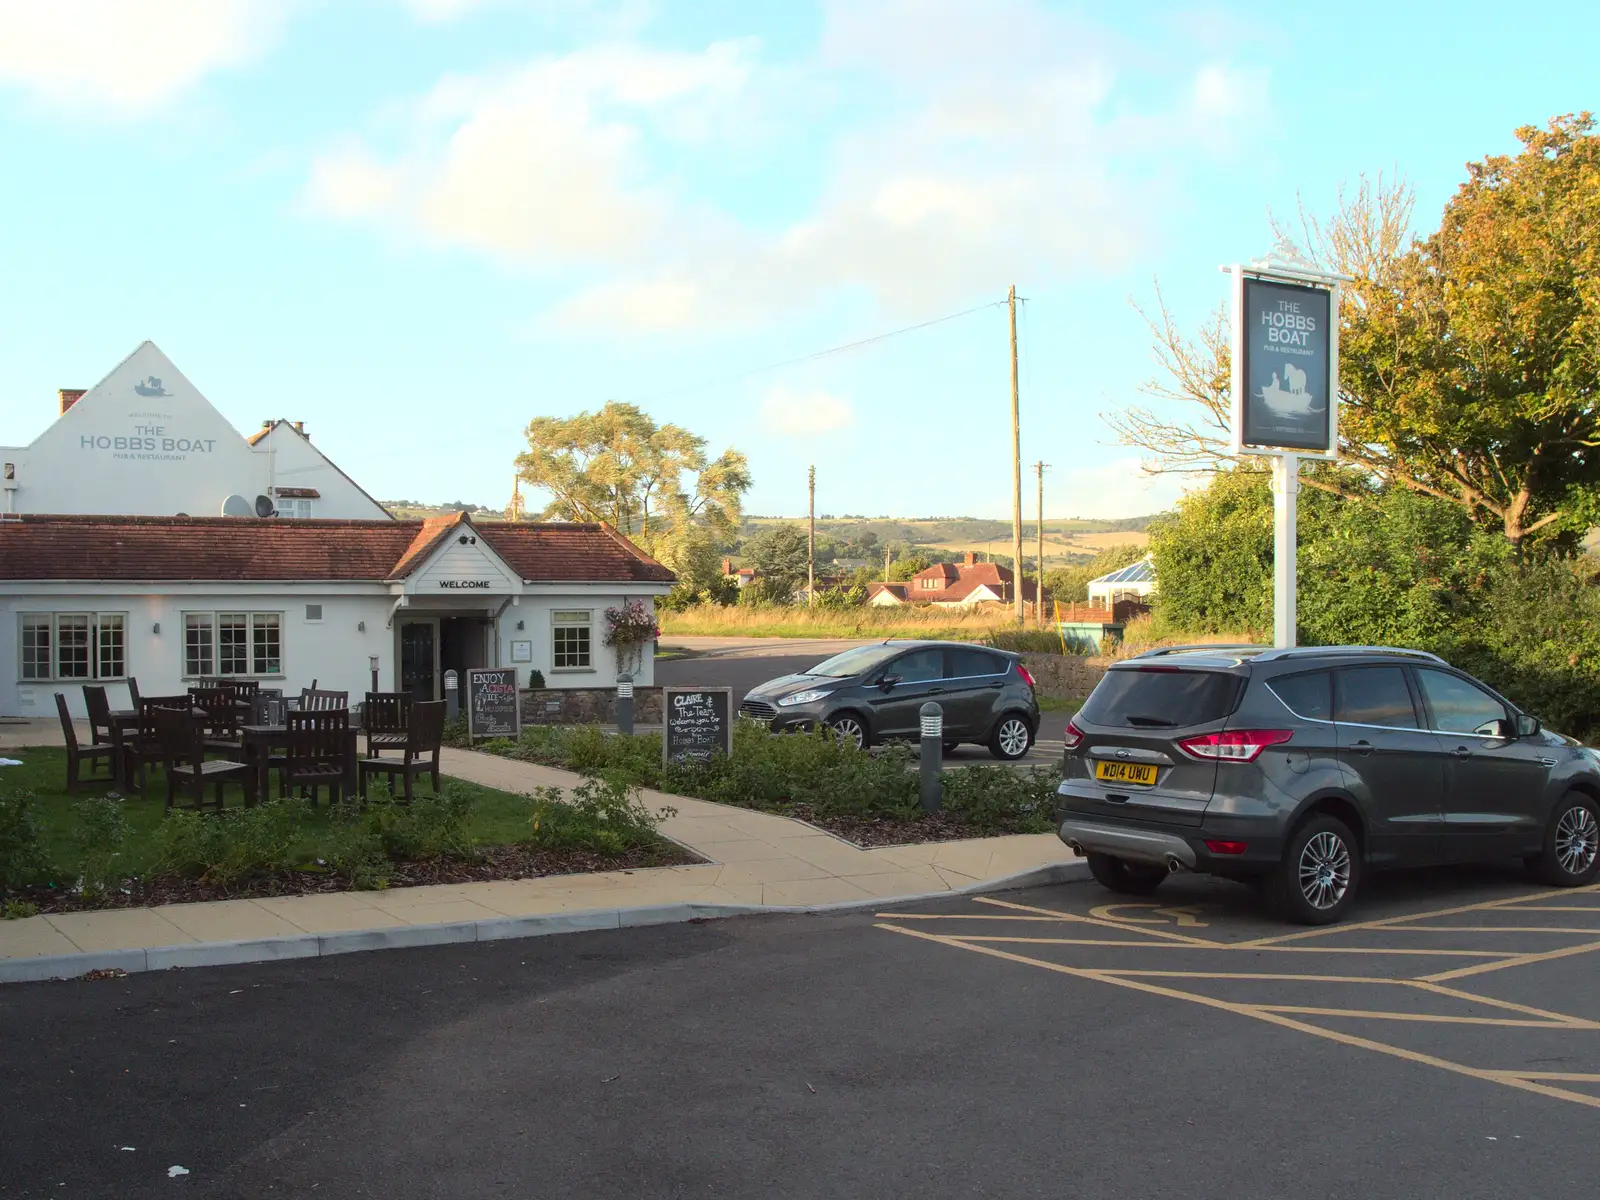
[940,765,1057,833]
[0,789,50,893]
[526,775,669,854]
[71,796,130,898]
[319,804,391,889]
[2,898,39,920]
[441,716,471,748]
[983,629,1070,655]
[153,799,309,886]
[366,781,477,861]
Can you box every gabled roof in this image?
[250,419,395,519]
[0,514,675,584]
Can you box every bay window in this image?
[184,611,283,677]
[18,613,126,681]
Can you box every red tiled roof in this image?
[0,514,674,584]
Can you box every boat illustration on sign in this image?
[1257,364,1322,417]
[133,376,172,397]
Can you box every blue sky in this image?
[0,0,1591,522]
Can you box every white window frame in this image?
[277,497,316,519]
[551,609,593,671]
[17,612,127,682]
[182,611,285,679]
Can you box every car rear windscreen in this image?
[1080,668,1243,729]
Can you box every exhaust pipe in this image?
[1065,840,1085,857]
[1164,855,1184,874]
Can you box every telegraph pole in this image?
[1035,461,1047,626]
[1008,284,1024,624]
[807,464,816,607]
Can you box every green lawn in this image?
[2,745,540,883]
[1036,696,1084,714]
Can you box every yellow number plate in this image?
[1093,760,1158,786]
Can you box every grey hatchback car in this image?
[739,640,1040,760]
[1056,645,1600,924]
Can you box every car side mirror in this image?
[1515,713,1541,738]
[878,674,900,690]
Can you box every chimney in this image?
[261,420,273,431]
[722,558,733,575]
[963,551,977,566]
[58,388,86,415]
[292,421,305,435]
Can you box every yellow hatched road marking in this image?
[1251,1006,1600,1030]
[876,921,1600,1112]
[1483,1071,1600,1083]
[1420,938,1600,983]
[971,895,1218,946]
[1237,882,1600,948]
[1382,925,1600,934]
[944,934,1509,958]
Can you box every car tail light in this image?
[1016,663,1036,690]
[1063,719,1085,751]
[1177,729,1292,762]
[1204,840,1249,855]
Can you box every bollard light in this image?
[618,678,634,699]
[919,708,943,739]
[616,672,635,735]
[918,701,943,813]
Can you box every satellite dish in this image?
[221,494,253,518]
[254,494,276,518]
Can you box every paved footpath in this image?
[0,734,1079,980]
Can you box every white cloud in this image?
[760,387,855,437]
[307,0,1268,331]
[0,0,287,118]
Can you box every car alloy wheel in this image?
[827,715,866,751]
[997,718,1030,757]
[1555,804,1599,876]
[1298,830,1352,911]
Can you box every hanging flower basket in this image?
[604,599,660,674]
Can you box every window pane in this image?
[1334,667,1417,729]
[1268,671,1331,721]
[1081,669,1243,729]
[553,621,591,668]
[251,614,282,675]
[551,610,591,625]
[56,614,90,679]
[890,649,943,683]
[21,617,51,681]
[218,613,249,675]
[1417,669,1505,736]
[185,614,214,678]
[947,648,1005,678]
[97,615,125,679]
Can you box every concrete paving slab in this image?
[43,909,196,953]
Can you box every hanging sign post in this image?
[1226,254,1350,649]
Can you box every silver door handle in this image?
[1452,746,1473,759]
[1539,757,1558,767]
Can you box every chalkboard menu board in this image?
[662,687,733,764]
[466,667,521,740]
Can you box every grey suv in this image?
[1056,646,1600,923]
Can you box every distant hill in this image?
[383,500,510,521]
[740,514,1159,567]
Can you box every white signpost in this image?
[1227,252,1351,648]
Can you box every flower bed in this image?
[477,722,1061,845]
[0,749,691,916]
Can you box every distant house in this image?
[1088,556,1156,607]
[720,558,757,589]
[869,553,1045,609]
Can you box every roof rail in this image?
[1129,644,1268,659]
[1252,645,1447,665]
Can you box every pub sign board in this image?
[1232,272,1339,458]
[466,667,520,741]
[662,687,733,765]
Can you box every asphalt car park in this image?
[878,870,1600,1113]
[4,870,1598,1199]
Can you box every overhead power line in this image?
[620,299,1008,405]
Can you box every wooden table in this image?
[106,709,141,791]
[240,724,359,803]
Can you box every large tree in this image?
[1112,114,1600,546]
[515,402,751,571]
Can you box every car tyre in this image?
[1087,853,1167,896]
[1530,791,1600,887]
[942,741,961,756]
[988,713,1034,761]
[1267,814,1361,925]
[825,712,870,751]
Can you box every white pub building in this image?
[0,343,673,719]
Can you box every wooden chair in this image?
[359,700,446,803]
[221,678,261,698]
[125,695,193,794]
[56,692,117,794]
[125,677,142,711]
[82,684,116,749]
[249,692,288,725]
[363,692,412,759]
[152,706,254,813]
[189,686,242,754]
[284,709,350,806]
[300,688,349,712]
